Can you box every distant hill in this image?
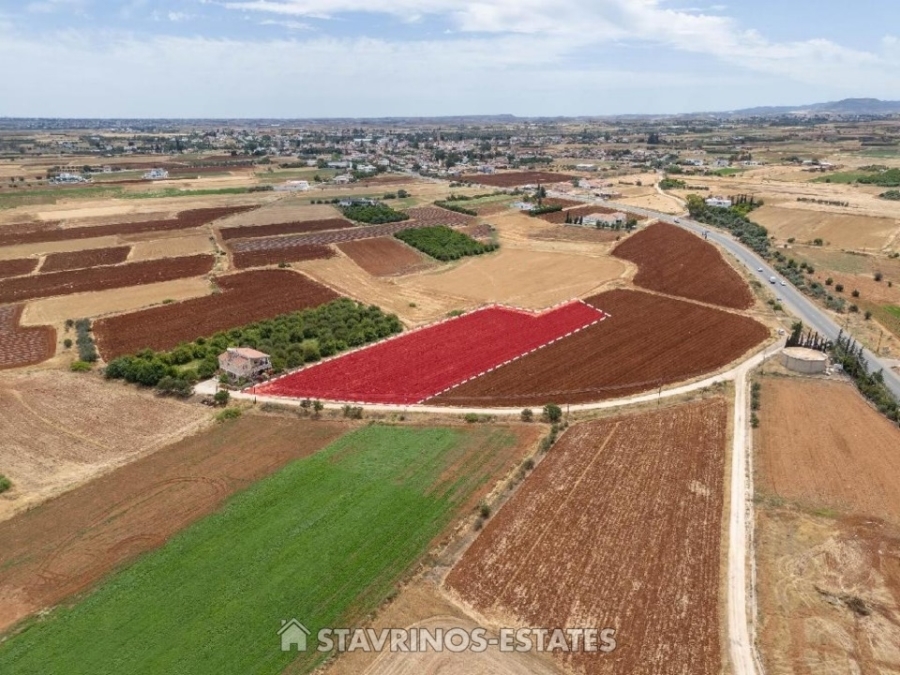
[729,98,900,117]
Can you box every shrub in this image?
[835,284,844,293]
[852,289,860,298]
[523,457,535,471]
[825,277,833,286]
[478,502,492,519]
[70,360,92,372]
[875,272,883,282]
[157,376,193,398]
[216,408,241,422]
[464,412,480,424]
[750,413,760,428]
[342,405,363,419]
[520,408,534,422]
[63,338,73,349]
[542,403,563,423]
[849,304,859,313]
[0,475,11,494]
[395,225,497,261]
[213,390,230,406]
[865,310,873,320]
[74,318,98,363]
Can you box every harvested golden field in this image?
[756,377,900,524]
[20,277,212,327]
[398,247,627,309]
[751,204,899,250]
[446,399,728,675]
[0,371,210,522]
[128,233,214,261]
[756,509,900,675]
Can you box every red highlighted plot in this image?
[254,301,606,404]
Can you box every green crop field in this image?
[0,425,523,675]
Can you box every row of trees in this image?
[105,299,403,390]
[832,331,900,424]
[686,194,771,256]
[786,321,831,352]
[434,200,478,216]
[395,226,498,261]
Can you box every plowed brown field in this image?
[756,377,900,524]
[219,218,354,240]
[94,269,339,358]
[0,305,55,370]
[461,171,577,187]
[0,206,257,247]
[230,220,423,251]
[40,246,131,273]
[232,244,335,269]
[445,399,728,675]
[0,414,349,633]
[0,259,38,279]
[613,222,755,309]
[407,206,474,227]
[430,289,768,405]
[337,237,435,276]
[0,255,214,304]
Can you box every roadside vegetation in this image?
[686,194,770,256]
[395,225,498,261]
[831,330,900,424]
[0,474,11,495]
[104,298,402,390]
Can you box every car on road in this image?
[673,218,680,223]
[769,276,777,284]
[780,280,787,286]
[757,266,763,272]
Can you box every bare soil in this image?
[337,237,437,277]
[0,259,38,279]
[431,289,769,406]
[445,399,728,675]
[0,370,209,523]
[756,376,900,525]
[40,246,131,273]
[0,305,56,370]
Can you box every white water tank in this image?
[781,347,828,374]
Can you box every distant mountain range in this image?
[725,98,900,117]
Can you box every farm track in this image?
[93,269,338,359]
[612,222,755,309]
[0,206,257,247]
[0,255,214,305]
[429,289,769,406]
[40,246,131,273]
[0,305,55,369]
[445,399,729,675]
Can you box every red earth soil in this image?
[337,237,435,276]
[0,255,214,305]
[219,218,355,241]
[93,269,339,358]
[0,221,61,235]
[0,258,38,279]
[40,246,131,273]
[460,171,578,187]
[445,399,727,675]
[429,289,769,406]
[0,206,258,247]
[232,244,336,269]
[229,220,427,252]
[406,206,475,227]
[0,415,350,633]
[612,222,755,309]
[538,204,647,224]
[254,302,606,405]
[0,305,56,370]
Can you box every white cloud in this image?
[259,18,313,31]
[168,11,191,22]
[26,0,86,14]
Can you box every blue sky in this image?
[0,0,898,117]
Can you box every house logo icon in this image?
[278,619,311,652]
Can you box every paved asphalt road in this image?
[600,200,900,400]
